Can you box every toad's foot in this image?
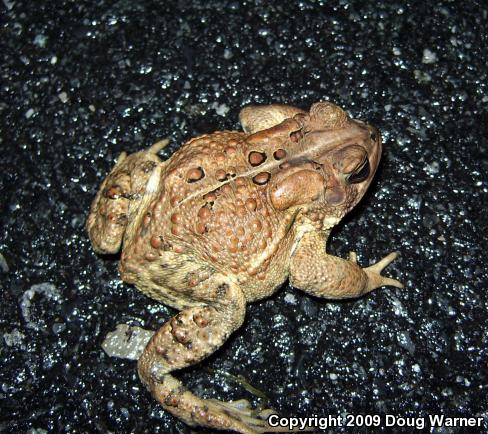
[152,376,312,434]
[204,398,314,433]
[168,387,273,433]
[148,138,170,154]
[364,251,404,291]
[201,399,274,434]
[290,231,403,299]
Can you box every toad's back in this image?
[119,129,296,298]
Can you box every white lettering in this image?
[384,415,425,429]
[268,413,484,430]
[268,414,279,427]
[267,414,345,430]
[429,415,484,428]
[429,415,444,426]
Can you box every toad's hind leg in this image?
[239,104,305,134]
[137,276,279,433]
[86,138,170,255]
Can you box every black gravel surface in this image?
[1,1,487,433]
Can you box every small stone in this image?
[424,161,440,175]
[33,34,47,47]
[284,292,297,305]
[0,252,9,272]
[212,103,230,116]
[414,70,432,83]
[58,92,68,103]
[422,48,438,64]
[52,322,66,334]
[102,324,154,360]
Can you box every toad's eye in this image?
[347,159,370,184]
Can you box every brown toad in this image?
[87,102,402,433]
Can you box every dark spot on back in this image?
[253,172,271,185]
[273,149,287,160]
[186,167,205,183]
[248,151,267,166]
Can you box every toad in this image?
[87,102,402,433]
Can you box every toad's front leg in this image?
[137,275,279,434]
[290,231,403,299]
